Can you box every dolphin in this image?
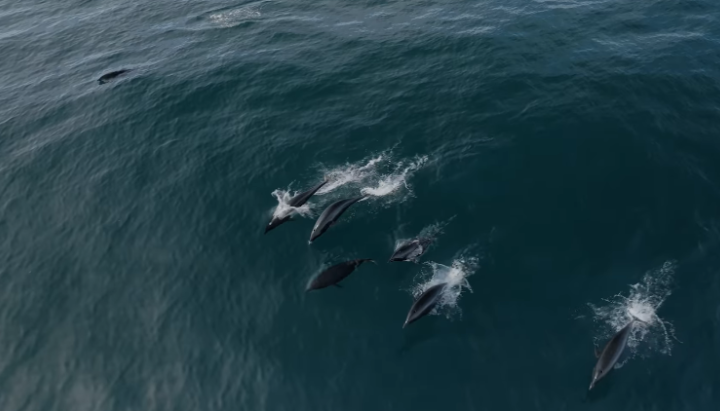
[389,237,433,262]
[98,69,131,84]
[306,259,375,291]
[265,179,328,234]
[403,282,447,328]
[589,317,644,390]
[309,196,365,243]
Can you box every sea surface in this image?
[1,0,719,410]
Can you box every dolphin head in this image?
[589,368,604,390]
[309,221,324,243]
[265,215,290,234]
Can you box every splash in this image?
[409,249,479,320]
[209,5,262,28]
[315,151,429,203]
[360,155,428,199]
[269,188,313,220]
[267,150,429,224]
[588,261,677,362]
[317,154,385,194]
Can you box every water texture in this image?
[1,0,719,410]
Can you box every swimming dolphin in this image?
[309,196,365,243]
[265,179,328,234]
[98,69,131,84]
[306,259,375,291]
[589,317,644,390]
[389,238,433,262]
[403,282,447,328]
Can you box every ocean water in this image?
[1,0,719,410]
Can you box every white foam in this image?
[267,150,429,225]
[409,250,479,320]
[314,151,428,205]
[588,261,677,361]
[269,188,313,220]
[209,5,262,28]
[360,155,428,199]
[317,154,385,194]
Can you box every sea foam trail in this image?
[409,251,479,320]
[588,261,677,363]
[317,154,385,195]
[360,155,428,199]
[268,151,429,222]
[315,151,428,202]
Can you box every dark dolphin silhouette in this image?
[589,317,644,390]
[306,259,375,291]
[98,69,131,84]
[265,179,328,234]
[403,282,447,328]
[389,237,433,262]
[309,196,365,243]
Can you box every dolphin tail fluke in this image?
[361,259,377,265]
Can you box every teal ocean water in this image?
[1,0,719,409]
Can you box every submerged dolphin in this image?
[265,179,328,234]
[389,238,433,262]
[403,282,447,328]
[309,196,365,243]
[306,259,375,291]
[98,69,131,84]
[589,318,643,390]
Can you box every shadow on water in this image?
[582,370,616,403]
[396,314,482,356]
[397,316,442,355]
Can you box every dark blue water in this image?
[1,0,719,410]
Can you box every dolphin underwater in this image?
[389,237,433,262]
[98,69,131,84]
[306,259,375,291]
[403,282,447,328]
[309,196,365,243]
[265,179,328,234]
[589,317,644,390]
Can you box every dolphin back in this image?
[99,69,130,83]
[603,321,634,368]
[308,258,374,290]
[326,196,365,222]
[591,320,635,388]
[390,240,419,261]
[288,179,328,207]
[404,282,447,327]
[310,196,365,242]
